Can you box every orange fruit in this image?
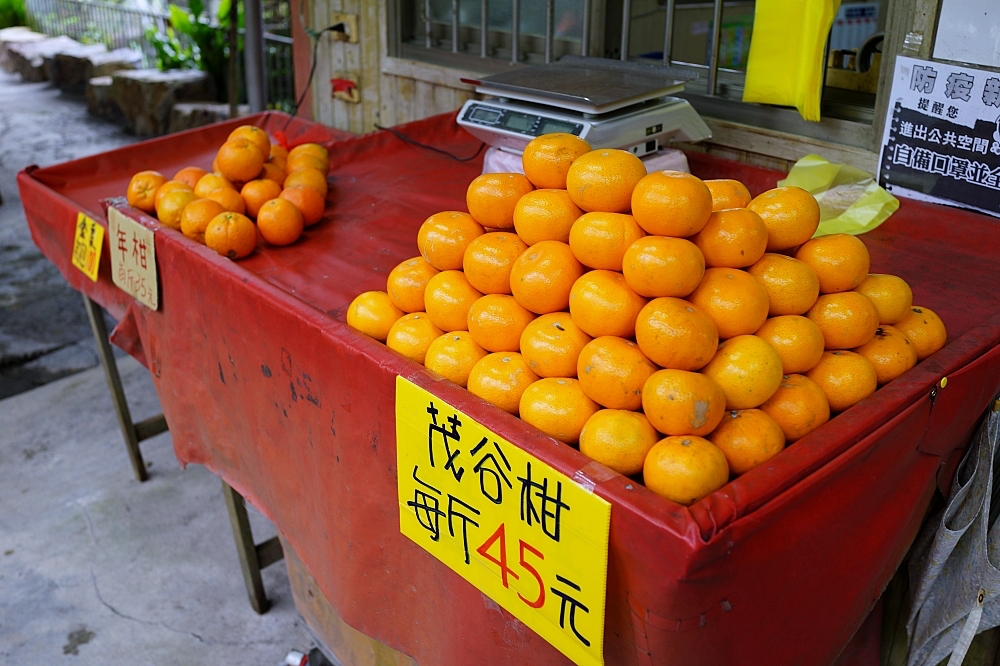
[691,208,768,269]
[521,133,592,189]
[519,312,592,378]
[759,374,830,442]
[417,211,485,271]
[286,153,328,174]
[423,331,489,387]
[467,352,538,415]
[424,270,483,332]
[154,188,197,230]
[747,253,820,316]
[241,179,283,219]
[579,410,658,476]
[806,292,879,349]
[154,179,192,206]
[854,274,913,324]
[127,170,167,213]
[463,232,529,294]
[212,155,221,174]
[854,325,918,384]
[216,138,266,183]
[893,306,947,360]
[509,240,585,314]
[755,315,825,374]
[259,162,287,186]
[466,173,535,229]
[746,186,820,252]
[519,378,600,444]
[205,211,256,260]
[386,256,439,313]
[257,198,304,246]
[180,198,226,244]
[806,350,878,412]
[288,142,328,165]
[704,179,752,211]
[467,294,536,352]
[346,291,404,342]
[279,185,325,227]
[194,173,234,198]
[569,270,648,338]
[228,125,271,156]
[630,170,713,236]
[643,436,729,506]
[794,234,871,294]
[269,143,289,163]
[702,334,784,409]
[642,369,726,436]
[566,149,646,213]
[635,297,718,371]
[622,236,705,298]
[576,336,657,410]
[513,189,584,245]
[386,313,444,365]
[283,167,329,198]
[568,212,645,270]
[709,409,785,475]
[205,187,247,215]
[687,267,770,339]
[172,166,207,189]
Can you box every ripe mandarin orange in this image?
[205,187,246,215]
[688,267,770,339]
[568,212,645,270]
[279,185,325,227]
[155,189,197,230]
[463,232,529,294]
[194,173,234,198]
[241,179,283,219]
[466,294,536,352]
[172,166,207,189]
[423,331,489,387]
[702,334,784,409]
[521,133,592,189]
[635,297,718,370]
[709,409,785,475]
[154,180,192,209]
[284,167,328,197]
[288,142,329,166]
[519,377,600,444]
[180,198,225,244]
[467,352,538,414]
[691,208,769,269]
[568,270,648,338]
[759,374,830,441]
[566,149,646,213]
[259,162,287,186]
[424,270,483,332]
[854,325,918,384]
[466,173,535,229]
[704,179,752,211]
[228,125,271,156]
[622,236,705,298]
[806,292,879,349]
[509,240,585,314]
[205,211,256,260]
[216,138,265,183]
[631,170,713,236]
[579,410,658,476]
[746,186,820,251]
[806,350,877,412]
[795,234,871,294]
[127,170,167,213]
[519,313,592,378]
[346,291,404,341]
[270,143,289,162]
[286,153,328,174]
[257,198,304,246]
[854,274,913,324]
[642,369,726,436]
[643,436,729,506]
[755,315,825,374]
[417,211,485,271]
[747,253,820,316]
[386,256,439,313]
[576,336,657,410]
[512,189,584,245]
[893,306,947,360]
[386,313,443,364]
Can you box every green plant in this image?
[146,25,196,71]
[0,0,26,29]
[169,0,239,98]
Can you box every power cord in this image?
[374,123,487,162]
[282,22,346,132]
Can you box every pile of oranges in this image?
[347,133,948,507]
[125,125,329,259]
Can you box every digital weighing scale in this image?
[457,56,712,157]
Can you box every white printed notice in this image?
[878,56,1000,218]
[108,207,159,310]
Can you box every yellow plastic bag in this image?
[778,154,900,236]
[742,0,841,122]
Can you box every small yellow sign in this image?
[396,376,611,666]
[71,212,104,282]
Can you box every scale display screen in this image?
[469,106,502,123]
[537,118,579,135]
[502,112,535,132]
[461,103,584,137]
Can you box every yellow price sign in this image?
[71,212,104,282]
[396,376,611,666]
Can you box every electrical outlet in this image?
[330,12,358,44]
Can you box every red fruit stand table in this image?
[18,111,1000,666]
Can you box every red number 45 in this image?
[476,523,546,609]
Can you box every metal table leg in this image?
[222,480,285,614]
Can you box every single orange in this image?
[286,153,328,174]
[466,173,535,229]
[577,336,657,410]
[704,179,752,211]
[283,167,329,198]
[463,232,529,294]
[386,313,443,364]
[346,291,404,341]
[643,436,729,506]
[566,149,646,213]
[688,267,770,339]
[424,270,483,332]
[521,133,593,189]
[509,240,585,314]
[205,211,256,260]
[854,325,918,384]
[423,331,489,387]
[691,208,768,269]
[386,256,439,313]
[467,352,538,415]
[642,368,726,436]
[622,236,705,298]
[126,170,167,213]
[795,234,871,294]
[467,294,536,352]
[216,138,265,184]
[759,374,830,441]
[288,142,329,166]
[747,253,820,316]
[630,170,713,236]
[180,198,225,244]
[194,173,234,198]
[228,125,271,157]
[755,315,825,374]
[806,292,879,349]
[709,409,785,475]
[702,334,784,409]
[279,185,325,227]
[154,189,197,230]
[269,144,289,163]
[568,270,648,338]
[257,198,304,246]
[519,312,592,378]
[893,306,947,360]
[854,274,913,324]
[205,187,246,215]
[259,162,287,187]
[568,211,645,271]
[172,166,207,189]
[635,297,718,371]
[513,189,584,245]
[806,350,878,412]
[579,410,658,476]
[153,180,192,209]
[746,186,820,251]
[241,179,283,219]
[417,211,485,271]
[519,378,600,444]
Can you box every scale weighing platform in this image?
[457,56,712,157]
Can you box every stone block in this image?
[110,68,216,136]
[85,48,143,80]
[0,28,46,73]
[7,36,82,82]
[46,42,107,92]
[167,101,249,133]
[86,75,121,122]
